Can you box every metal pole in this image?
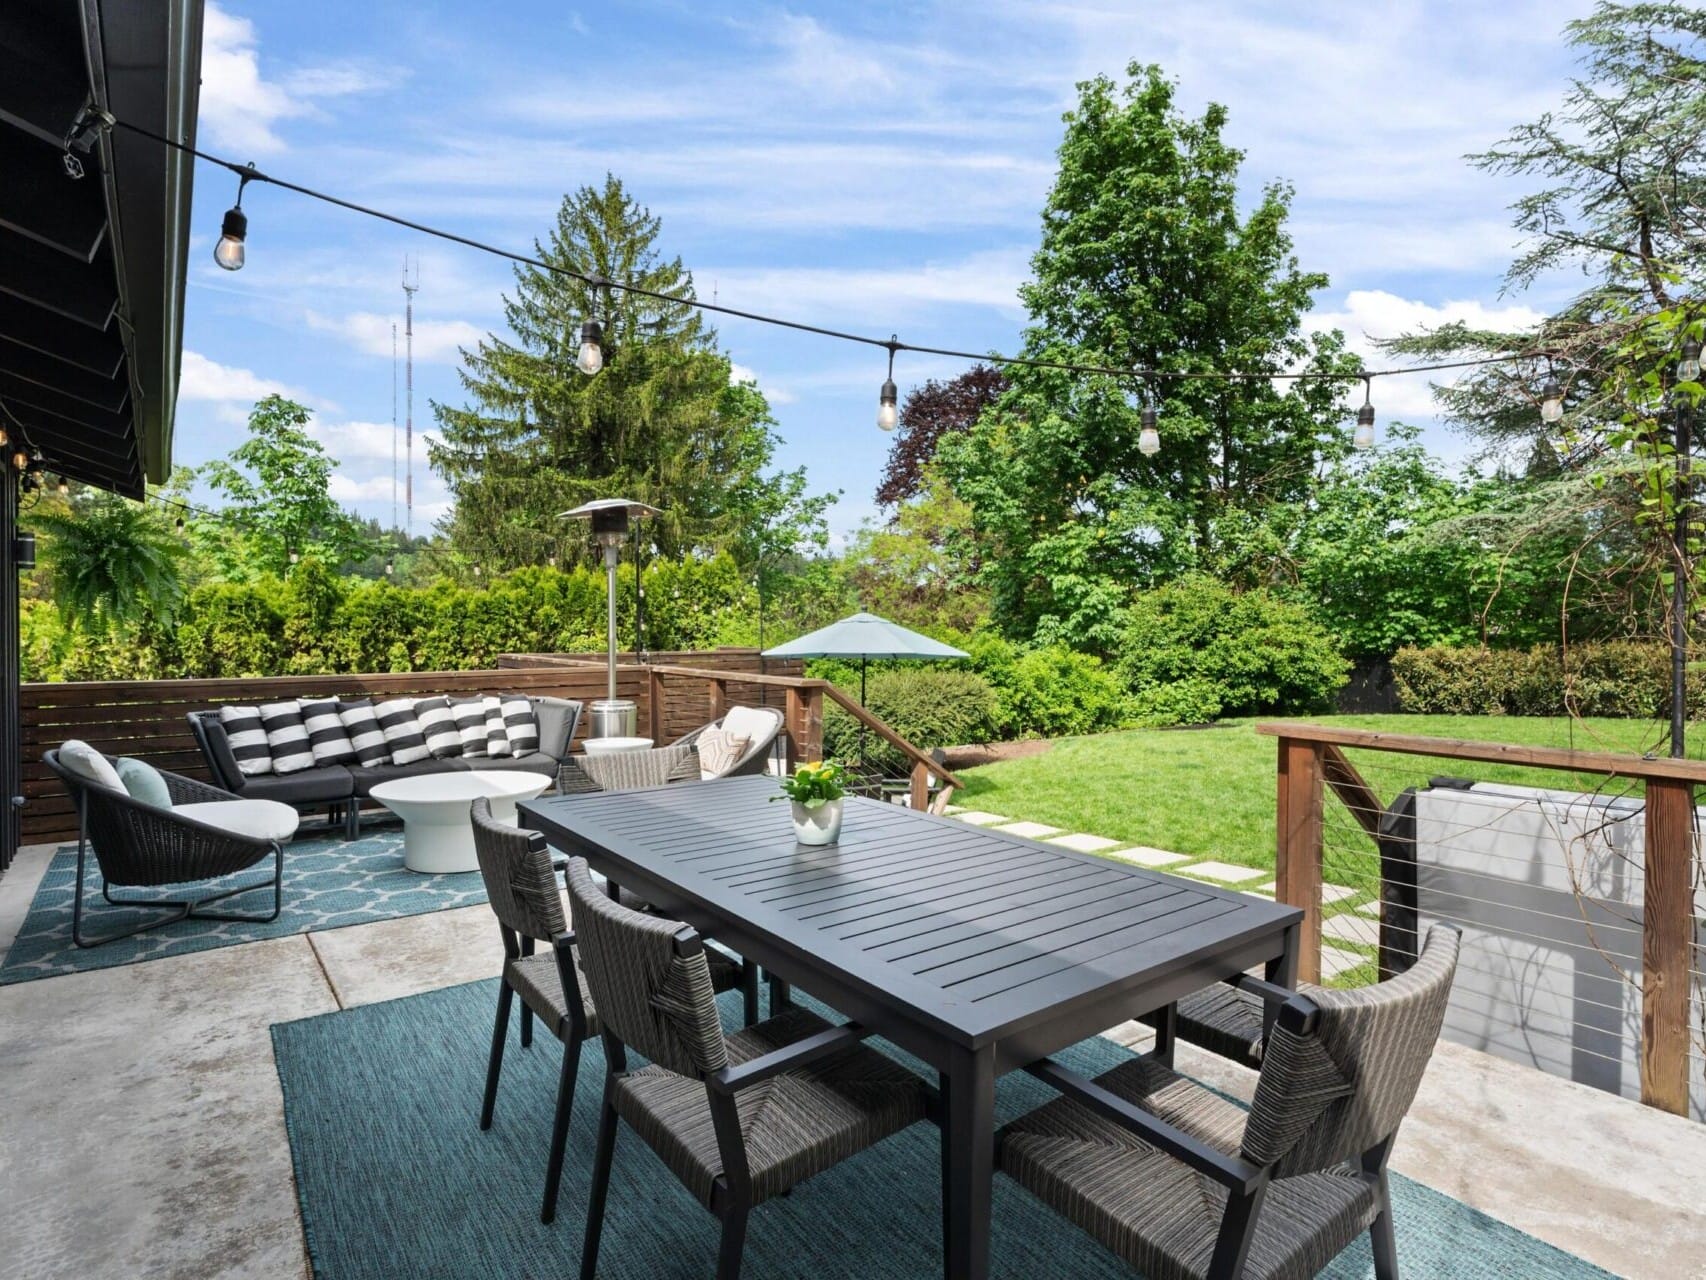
[1674,396,1693,757]
[604,543,619,704]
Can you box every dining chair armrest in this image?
[1226,972,1321,1035]
[707,1023,870,1095]
[1023,1058,1268,1195]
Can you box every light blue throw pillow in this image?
[115,757,172,810]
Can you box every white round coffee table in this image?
[369,770,553,874]
[583,736,654,755]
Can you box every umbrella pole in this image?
[858,657,867,775]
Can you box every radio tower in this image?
[402,259,418,537]
[390,322,398,531]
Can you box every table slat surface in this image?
[522,775,1299,1047]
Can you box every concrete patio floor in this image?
[1,839,1702,1280]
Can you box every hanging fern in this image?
[32,495,185,634]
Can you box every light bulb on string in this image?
[1137,394,1160,457]
[1540,366,1564,424]
[1680,338,1703,383]
[1353,378,1376,450]
[384,560,394,576]
[288,549,299,565]
[575,320,604,375]
[877,338,899,431]
[56,475,70,496]
[214,165,256,271]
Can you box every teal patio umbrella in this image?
[763,612,968,767]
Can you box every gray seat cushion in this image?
[347,757,466,797]
[613,1005,927,1209]
[464,751,560,779]
[507,951,599,1041]
[229,764,355,805]
[998,1056,1380,1280]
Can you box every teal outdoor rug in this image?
[271,979,1613,1280]
[1,826,487,985]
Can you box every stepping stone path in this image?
[1320,884,1358,904]
[950,811,1010,826]
[995,821,1063,839]
[1178,860,1267,884]
[1320,946,1368,980]
[1109,847,1191,868]
[1356,900,1382,917]
[1322,913,1379,947]
[1047,832,1122,854]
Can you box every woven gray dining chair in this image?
[470,796,598,1225]
[998,925,1460,1280]
[562,856,929,1280]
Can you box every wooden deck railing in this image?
[1258,720,1705,1117]
[510,655,964,810]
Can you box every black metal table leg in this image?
[940,1043,996,1280]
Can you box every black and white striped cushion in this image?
[298,697,358,765]
[336,698,390,767]
[375,698,431,766]
[414,695,463,759]
[259,700,315,774]
[501,695,541,755]
[483,695,513,758]
[219,705,273,777]
[450,696,490,758]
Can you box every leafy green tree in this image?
[198,395,374,576]
[431,175,831,569]
[1384,3,1703,658]
[939,63,1361,650]
[32,493,184,633]
[840,468,988,632]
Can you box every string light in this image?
[1354,378,1376,450]
[101,118,1578,444]
[384,559,394,575]
[1681,338,1702,383]
[1540,366,1564,424]
[1137,394,1160,457]
[214,165,257,271]
[288,549,299,564]
[56,475,70,495]
[877,339,899,432]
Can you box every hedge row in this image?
[1391,641,1696,718]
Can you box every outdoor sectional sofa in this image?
[188,696,583,839]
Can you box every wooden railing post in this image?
[909,760,930,811]
[1641,778,1692,1115]
[707,677,728,723]
[647,669,664,744]
[1275,735,1324,985]
[783,685,823,772]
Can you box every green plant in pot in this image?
[776,760,847,846]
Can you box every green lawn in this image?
[956,713,1696,871]
[955,714,1696,986]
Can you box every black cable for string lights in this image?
[108,117,1551,391]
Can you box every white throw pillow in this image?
[375,698,432,766]
[218,705,274,776]
[482,695,513,758]
[59,739,123,791]
[695,728,752,779]
[719,705,773,747]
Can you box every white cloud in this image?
[304,311,486,364]
[728,363,797,406]
[178,349,307,404]
[198,3,396,154]
[707,248,1031,326]
[1308,289,1548,417]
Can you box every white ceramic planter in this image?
[791,797,844,846]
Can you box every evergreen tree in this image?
[938,64,1360,650]
[431,175,826,568]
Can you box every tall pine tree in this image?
[431,175,809,567]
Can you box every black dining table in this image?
[520,775,1302,1280]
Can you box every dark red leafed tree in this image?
[876,364,1008,508]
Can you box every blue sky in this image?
[177,0,1595,542]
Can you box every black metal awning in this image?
[0,0,202,498]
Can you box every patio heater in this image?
[562,498,660,739]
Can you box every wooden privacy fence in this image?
[503,653,964,811]
[19,649,781,848]
[1261,720,1705,1118]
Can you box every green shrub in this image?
[821,668,1001,773]
[1392,641,1688,718]
[1118,575,1348,717]
[1129,678,1224,727]
[992,646,1131,737]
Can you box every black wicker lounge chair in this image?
[44,749,290,949]
[563,855,929,1280]
[997,925,1460,1280]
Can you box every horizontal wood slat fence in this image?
[19,649,792,848]
[1260,720,1705,1119]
